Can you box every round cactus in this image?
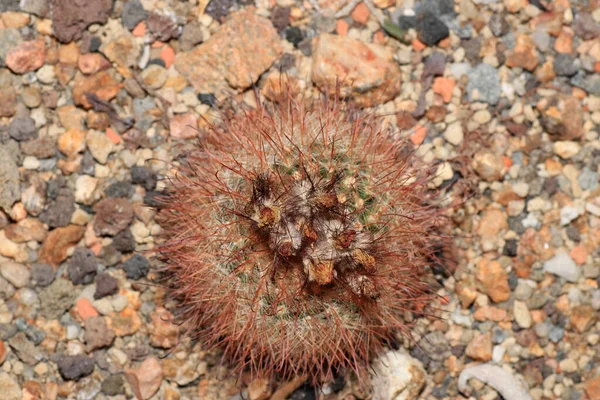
[155,93,451,384]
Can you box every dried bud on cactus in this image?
[155,93,451,384]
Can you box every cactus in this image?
[155,93,450,385]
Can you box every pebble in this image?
[20,0,49,17]
[8,116,37,142]
[122,254,150,280]
[57,128,86,157]
[74,175,99,206]
[5,40,45,74]
[38,278,79,320]
[39,224,85,267]
[121,0,147,30]
[102,33,141,69]
[465,332,493,361]
[472,150,505,181]
[84,316,115,351]
[553,141,580,159]
[57,354,95,381]
[72,71,120,109]
[180,20,205,51]
[52,0,112,43]
[549,325,565,343]
[125,356,163,400]
[560,205,581,226]
[416,12,450,46]
[67,247,98,285]
[175,7,282,96]
[140,64,168,90]
[35,64,55,84]
[444,122,464,145]
[311,33,401,107]
[553,53,579,76]
[0,146,20,215]
[514,301,533,328]
[476,258,510,303]
[370,350,426,400]
[94,272,119,299]
[169,113,198,139]
[149,308,179,349]
[466,63,500,104]
[30,264,55,287]
[93,198,134,236]
[8,332,43,365]
[578,168,599,191]
[86,130,114,164]
[0,262,30,288]
[544,251,580,282]
[0,372,21,400]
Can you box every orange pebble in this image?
[106,127,121,145]
[336,19,348,36]
[410,125,427,145]
[160,46,175,68]
[373,30,385,44]
[432,77,455,103]
[351,2,369,25]
[76,298,99,321]
[569,246,587,265]
[502,156,513,170]
[132,21,146,37]
[412,39,426,51]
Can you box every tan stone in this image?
[58,128,86,157]
[311,33,401,107]
[5,40,45,74]
[78,53,111,75]
[465,332,493,361]
[102,33,140,68]
[72,71,120,109]
[476,209,508,238]
[506,35,539,71]
[475,258,510,303]
[39,225,85,267]
[169,113,198,139]
[149,308,179,349]
[571,305,596,333]
[57,105,86,130]
[472,150,505,181]
[175,7,282,97]
[125,356,163,400]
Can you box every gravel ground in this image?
[0,0,599,399]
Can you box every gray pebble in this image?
[8,116,37,141]
[466,63,500,105]
[548,325,565,343]
[578,168,599,191]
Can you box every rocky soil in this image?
[0,0,599,399]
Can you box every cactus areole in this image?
[155,94,450,384]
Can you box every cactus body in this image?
[156,94,449,384]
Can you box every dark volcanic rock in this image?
[94,272,119,299]
[416,12,449,46]
[39,188,75,228]
[67,247,98,285]
[122,254,150,280]
[121,0,147,30]
[8,116,37,141]
[52,0,113,43]
[30,263,55,287]
[131,166,157,191]
[57,354,95,380]
[93,197,134,236]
